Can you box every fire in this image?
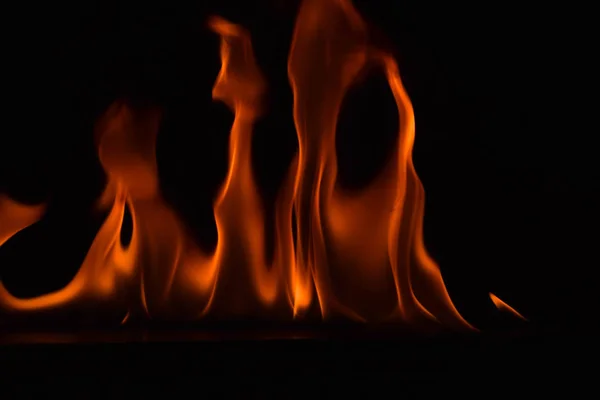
[489,293,527,321]
[0,182,134,313]
[0,196,45,248]
[287,0,472,328]
[0,0,522,330]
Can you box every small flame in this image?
[0,196,45,248]
[0,182,134,313]
[121,310,131,325]
[490,293,527,321]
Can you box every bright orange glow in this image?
[0,0,521,330]
[490,293,527,321]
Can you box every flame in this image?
[95,102,218,319]
[0,196,45,248]
[191,16,297,316]
[287,0,473,328]
[0,184,134,313]
[490,293,527,321]
[0,0,522,330]
[0,15,293,321]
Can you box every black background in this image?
[0,0,596,332]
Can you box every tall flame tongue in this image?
[287,0,472,328]
[201,16,296,317]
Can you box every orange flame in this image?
[0,0,516,330]
[94,103,216,319]
[0,184,134,313]
[287,0,473,328]
[490,293,527,321]
[0,196,45,248]
[195,16,297,317]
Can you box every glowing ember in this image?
[0,0,523,330]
